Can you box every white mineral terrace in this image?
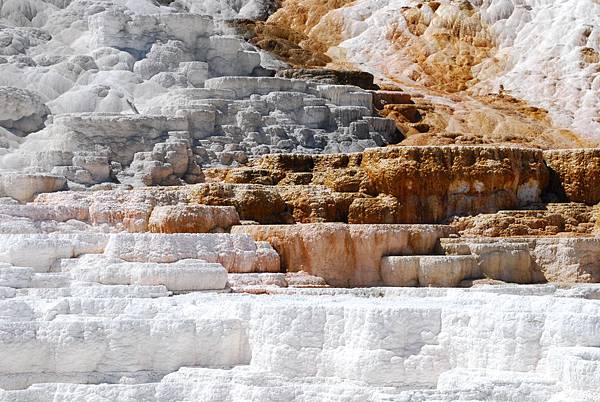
[0,211,597,401]
[0,284,599,401]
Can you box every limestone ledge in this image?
[232,223,456,287]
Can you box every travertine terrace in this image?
[0,1,599,401]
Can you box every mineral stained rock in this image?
[148,205,240,233]
[221,145,551,223]
[544,149,600,205]
[452,203,599,237]
[0,1,599,401]
[262,0,600,143]
[232,223,456,286]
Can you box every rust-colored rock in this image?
[232,223,456,287]
[360,146,549,223]
[451,203,598,237]
[277,185,362,223]
[372,90,413,110]
[148,205,240,234]
[188,183,292,224]
[348,195,403,224]
[544,149,600,205]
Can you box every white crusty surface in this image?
[0,287,598,400]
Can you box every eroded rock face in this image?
[360,146,549,223]
[220,146,551,223]
[452,203,599,237]
[232,223,455,286]
[442,237,600,283]
[0,87,50,136]
[544,149,600,205]
[148,204,240,233]
[29,145,560,225]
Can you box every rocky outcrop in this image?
[544,149,600,205]
[30,145,559,225]
[442,237,600,283]
[360,146,549,223]
[148,205,240,233]
[451,203,599,237]
[0,87,50,136]
[232,223,455,286]
[275,68,379,90]
[228,146,550,223]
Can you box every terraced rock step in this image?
[61,257,228,291]
[232,223,455,286]
[0,288,598,400]
[0,312,250,390]
[442,237,600,283]
[381,255,479,287]
[0,0,598,400]
[0,232,280,274]
[29,145,570,226]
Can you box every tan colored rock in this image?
[544,149,600,205]
[277,185,361,223]
[148,205,240,234]
[348,195,402,224]
[469,243,535,284]
[187,183,293,224]
[451,203,598,237]
[0,173,66,203]
[232,223,456,287]
[441,237,600,283]
[285,272,329,288]
[380,255,479,287]
[360,146,549,223]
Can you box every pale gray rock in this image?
[0,173,66,202]
[0,87,49,136]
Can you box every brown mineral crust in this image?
[359,146,549,223]
[276,68,379,90]
[232,223,456,287]
[277,185,363,223]
[188,183,293,224]
[347,195,403,224]
[148,205,240,234]
[228,19,332,67]
[544,149,600,205]
[451,203,599,237]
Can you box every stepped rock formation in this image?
[239,0,600,147]
[0,0,599,401]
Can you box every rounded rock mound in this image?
[0,86,50,136]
